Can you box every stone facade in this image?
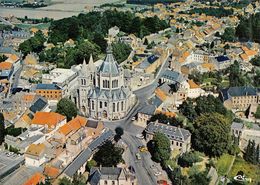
[77,43,136,120]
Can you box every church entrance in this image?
[102,110,108,118]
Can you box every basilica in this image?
[77,42,136,120]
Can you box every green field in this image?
[228,157,260,185]
[216,153,234,176]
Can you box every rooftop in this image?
[25,144,46,157]
[32,112,66,128]
[23,172,45,185]
[58,116,87,136]
[36,84,61,90]
[146,121,191,141]
[0,62,12,70]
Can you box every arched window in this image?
[104,102,107,107]
[100,101,102,108]
[121,101,124,111]
[81,79,84,85]
[113,103,115,112]
[117,102,119,112]
[108,80,110,88]
[103,80,105,88]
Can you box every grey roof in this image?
[149,95,163,108]
[36,83,61,90]
[98,44,120,76]
[136,55,159,69]
[89,167,123,185]
[64,129,114,178]
[29,96,48,113]
[88,87,130,101]
[221,86,257,101]
[161,70,184,83]
[146,121,191,141]
[231,122,244,130]
[138,103,156,115]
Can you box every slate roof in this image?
[63,129,114,178]
[89,167,123,185]
[146,121,191,142]
[88,87,130,101]
[220,86,257,101]
[161,70,184,83]
[149,95,163,108]
[137,55,159,69]
[29,97,48,113]
[215,56,230,63]
[36,84,61,90]
[98,44,120,76]
[138,103,156,115]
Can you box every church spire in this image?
[88,54,96,72]
[81,58,88,75]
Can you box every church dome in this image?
[98,43,120,76]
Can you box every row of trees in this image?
[236,13,260,43]
[183,7,234,18]
[244,140,259,165]
[179,95,230,122]
[19,31,46,56]
[48,10,168,45]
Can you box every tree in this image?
[229,61,246,87]
[19,31,46,56]
[193,113,232,157]
[56,98,77,121]
[93,141,124,167]
[189,171,210,185]
[0,113,5,145]
[244,140,259,164]
[178,151,202,167]
[59,177,72,185]
[143,38,149,45]
[178,100,195,121]
[255,105,260,119]
[152,132,171,162]
[250,56,260,67]
[114,127,124,141]
[169,167,182,184]
[112,42,132,63]
[221,27,236,42]
[0,55,7,62]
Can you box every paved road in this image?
[104,55,171,185]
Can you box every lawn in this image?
[216,153,234,176]
[228,157,260,185]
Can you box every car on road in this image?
[138,145,148,152]
[136,153,141,160]
[131,117,136,121]
[135,134,144,139]
[154,171,162,176]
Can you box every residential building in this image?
[187,79,205,98]
[220,86,259,111]
[42,66,79,98]
[135,55,162,74]
[145,120,191,153]
[0,61,14,80]
[88,167,137,185]
[31,112,66,135]
[35,84,62,101]
[231,122,260,150]
[25,143,47,167]
[77,42,136,120]
[57,115,87,142]
[211,56,233,70]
